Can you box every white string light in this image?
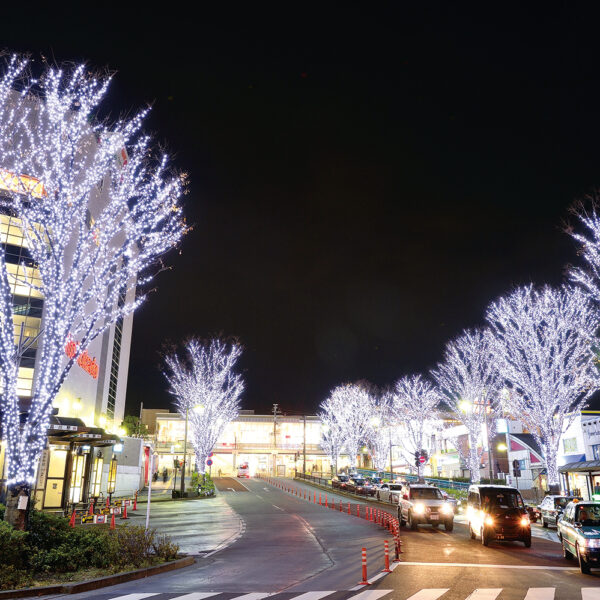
[0,56,186,491]
[164,339,243,475]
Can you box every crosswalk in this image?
[97,588,600,600]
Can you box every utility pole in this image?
[272,404,279,476]
[180,406,189,497]
[303,414,306,476]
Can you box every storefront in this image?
[559,460,600,500]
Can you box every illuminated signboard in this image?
[0,169,46,199]
[65,338,99,379]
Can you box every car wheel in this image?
[523,535,532,548]
[376,492,380,501]
[445,520,454,532]
[481,527,489,546]
[398,508,406,526]
[542,518,548,528]
[577,544,591,574]
[409,511,418,530]
[469,522,476,539]
[562,540,573,560]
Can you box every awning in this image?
[559,460,600,473]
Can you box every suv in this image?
[332,475,349,490]
[558,501,600,574]
[538,495,582,529]
[467,484,531,547]
[398,483,454,531]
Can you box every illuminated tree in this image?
[164,339,243,476]
[569,201,600,304]
[486,285,600,488]
[392,375,440,479]
[365,392,393,472]
[432,329,501,483]
[0,56,186,526]
[318,401,346,475]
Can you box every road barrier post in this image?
[69,510,76,528]
[382,540,391,572]
[348,503,351,514]
[356,504,360,517]
[319,493,322,505]
[325,495,328,507]
[133,492,137,511]
[121,504,128,520]
[88,500,94,515]
[358,547,370,586]
[110,512,116,530]
[339,500,342,512]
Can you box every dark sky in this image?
[6,6,600,414]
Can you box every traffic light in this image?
[421,449,428,462]
[512,459,521,477]
[414,451,420,467]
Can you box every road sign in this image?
[206,459,213,466]
[419,455,427,464]
[208,452,214,458]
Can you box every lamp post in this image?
[180,407,189,497]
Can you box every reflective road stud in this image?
[358,547,370,585]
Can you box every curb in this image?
[0,556,195,598]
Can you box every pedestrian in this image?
[162,467,168,483]
[218,468,222,478]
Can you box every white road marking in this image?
[290,592,336,600]
[171,594,222,600]
[583,590,600,600]
[227,488,237,492]
[464,590,502,600]
[349,590,393,600]
[107,595,160,600]
[405,590,449,600]
[394,561,578,570]
[524,589,556,600]
[229,594,272,600]
[272,504,284,511]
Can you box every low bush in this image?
[0,521,28,569]
[153,533,180,561]
[116,525,156,568]
[0,566,31,590]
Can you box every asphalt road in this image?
[52,478,600,599]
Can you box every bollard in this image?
[121,504,129,520]
[69,510,76,528]
[357,547,370,586]
[393,534,402,561]
[339,500,343,512]
[325,495,328,507]
[331,498,335,510]
[88,500,94,515]
[319,493,322,505]
[110,512,116,530]
[133,492,137,511]
[314,492,317,503]
[382,540,391,572]
[348,503,351,515]
[356,504,360,517]
[106,497,109,508]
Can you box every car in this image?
[345,477,365,494]
[377,482,404,504]
[358,479,377,497]
[237,463,250,478]
[332,475,349,490]
[558,501,600,574]
[467,484,531,547]
[538,495,582,528]
[398,483,454,531]
[441,490,459,513]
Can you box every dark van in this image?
[467,484,531,547]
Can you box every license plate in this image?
[430,514,439,520]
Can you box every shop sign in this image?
[65,338,99,379]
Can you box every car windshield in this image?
[577,505,600,525]
[389,484,403,491]
[555,497,572,509]
[411,488,443,499]
[338,476,349,481]
[481,490,524,509]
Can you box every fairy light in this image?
[364,393,393,471]
[0,56,186,491]
[486,285,600,487]
[391,375,440,478]
[318,383,372,469]
[432,329,501,484]
[164,339,244,475]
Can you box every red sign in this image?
[206,459,213,466]
[65,338,99,379]
[419,455,427,464]
[208,452,214,458]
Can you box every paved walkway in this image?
[126,494,244,556]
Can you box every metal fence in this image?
[356,468,470,491]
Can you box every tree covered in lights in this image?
[0,56,186,526]
[569,200,600,304]
[392,375,440,479]
[318,399,346,475]
[365,392,393,472]
[164,339,243,477]
[433,329,501,483]
[320,382,372,469]
[486,285,600,488]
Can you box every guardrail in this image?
[295,471,331,486]
[356,468,470,491]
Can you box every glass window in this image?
[592,444,600,460]
[17,367,34,396]
[577,505,600,525]
[563,438,578,453]
[481,489,524,509]
[411,488,443,499]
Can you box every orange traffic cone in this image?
[110,512,116,530]
[69,510,76,528]
[121,504,128,520]
[106,497,109,508]
[88,500,94,515]
[133,492,137,511]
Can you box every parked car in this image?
[398,483,454,531]
[358,479,377,497]
[558,501,600,574]
[538,495,582,528]
[332,475,349,490]
[345,477,366,494]
[466,484,531,547]
[377,482,404,504]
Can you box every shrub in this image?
[116,525,155,568]
[0,521,28,569]
[0,566,32,591]
[0,503,5,520]
[152,533,179,561]
[27,510,71,551]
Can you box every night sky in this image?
[5,6,600,414]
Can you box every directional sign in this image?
[206,459,213,466]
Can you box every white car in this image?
[377,482,404,504]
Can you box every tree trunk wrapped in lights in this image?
[164,339,243,476]
[0,56,186,527]
[365,392,393,472]
[392,375,439,480]
[318,402,346,476]
[432,329,501,484]
[486,285,600,488]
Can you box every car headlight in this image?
[579,537,600,548]
[441,503,453,515]
[413,503,426,515]
[520,516,530,527]
[484,515,494,526]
